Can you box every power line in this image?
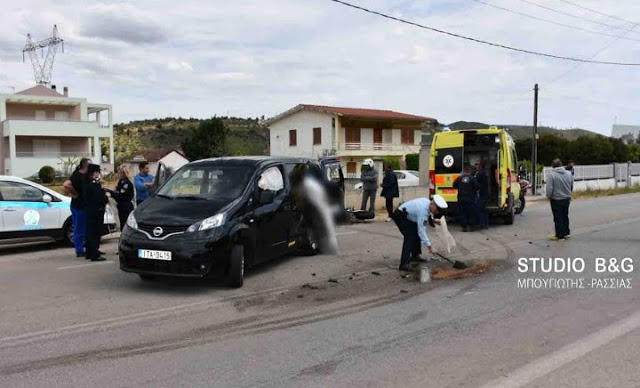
[516,0,636,33]
[554,0,637,26]
[544,20,640,89]
[330,0,640,65]
[471,0,640,43]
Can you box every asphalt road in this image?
[0,194,638,387]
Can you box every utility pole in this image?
[531,83,539,195]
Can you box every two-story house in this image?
[265,104,436,177]
[0,85,114,178]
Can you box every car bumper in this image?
[118,229,232,278]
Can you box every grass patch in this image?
[573,184,640,199]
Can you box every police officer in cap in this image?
[84,164,108,261]
[454,166,480,232]
[392,195,448,272]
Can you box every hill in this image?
[112,117,269,163]
[447,121,600,141]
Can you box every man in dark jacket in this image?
[381,162,399,222]
[547,158,574,240]
[359,159,378,213]
[62,158,91,257]
[474,161,489,229]
[107,166,135,230]
[84,164,108,261]
[453,166,480,232]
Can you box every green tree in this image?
[405,153,419,171]
[181,117,227,161]
[609,137,629,162]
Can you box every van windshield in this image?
[157,165,254,200]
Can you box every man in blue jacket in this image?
[134,162,155,205]
[392,195,448,272]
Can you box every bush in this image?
[382,157,401,171]
[38,166,56,184]
[405,153,419,171]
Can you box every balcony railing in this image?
[339,143,419,152]
[5,116,98,123]
[16,152,92,158]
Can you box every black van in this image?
[119,156,345,287]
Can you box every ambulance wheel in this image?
[228,245,245,288]
[504,207,515,225]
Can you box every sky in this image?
[1,0,640,135]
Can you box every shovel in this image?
[435,252,468,270]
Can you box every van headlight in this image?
[187,213,225,233]
[126,213,138,230]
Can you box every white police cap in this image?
[432,194,448,209]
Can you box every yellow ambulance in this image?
[429,126,523,224]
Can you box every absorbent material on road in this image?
[435,217,456,253]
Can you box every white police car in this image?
[0,175,116,246]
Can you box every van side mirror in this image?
[258,190,275,205]
[42,194,52,204]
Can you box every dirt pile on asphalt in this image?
[431,262,491,280]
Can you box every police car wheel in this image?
[63,219,74,246]
[228,245,245,288]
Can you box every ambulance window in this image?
[511,149,518,172]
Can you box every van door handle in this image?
[3,208,16,212]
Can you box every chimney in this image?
[51,85,56,91]
[63,86,68,97]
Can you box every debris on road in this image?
[431,263,489,280]
[372,271,381,276]
[328,278,339,283]
[302,283,319,290]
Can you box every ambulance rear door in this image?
[433,131,464,203]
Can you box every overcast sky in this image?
[1,0,640,135]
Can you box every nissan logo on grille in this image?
[153,227,163,237]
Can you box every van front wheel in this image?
[228,245,245,288]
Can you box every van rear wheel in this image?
[299,227,319,256]
[504,207,515,225]
[228,245,245,288]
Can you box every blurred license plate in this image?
[138,249,172,261]
[442,189,457,194]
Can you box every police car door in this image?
[0,181,61,234]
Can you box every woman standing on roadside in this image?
[381,162,399,222]
[107,166,135,230]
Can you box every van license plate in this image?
[138,249,172,261]
[442,189,457,194]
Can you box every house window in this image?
[313,127,322,145]
[345,128,361,149]
[35,111,46,120]
[289,130,297,147]
[55,111,69,121]
[401,129,415,145]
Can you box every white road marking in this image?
[479,310,640,388]
[56,261,114,270]
[336,231,358,236]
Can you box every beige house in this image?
[121,149,189,176]
[265,104,436,177]
[0,85,113,178]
